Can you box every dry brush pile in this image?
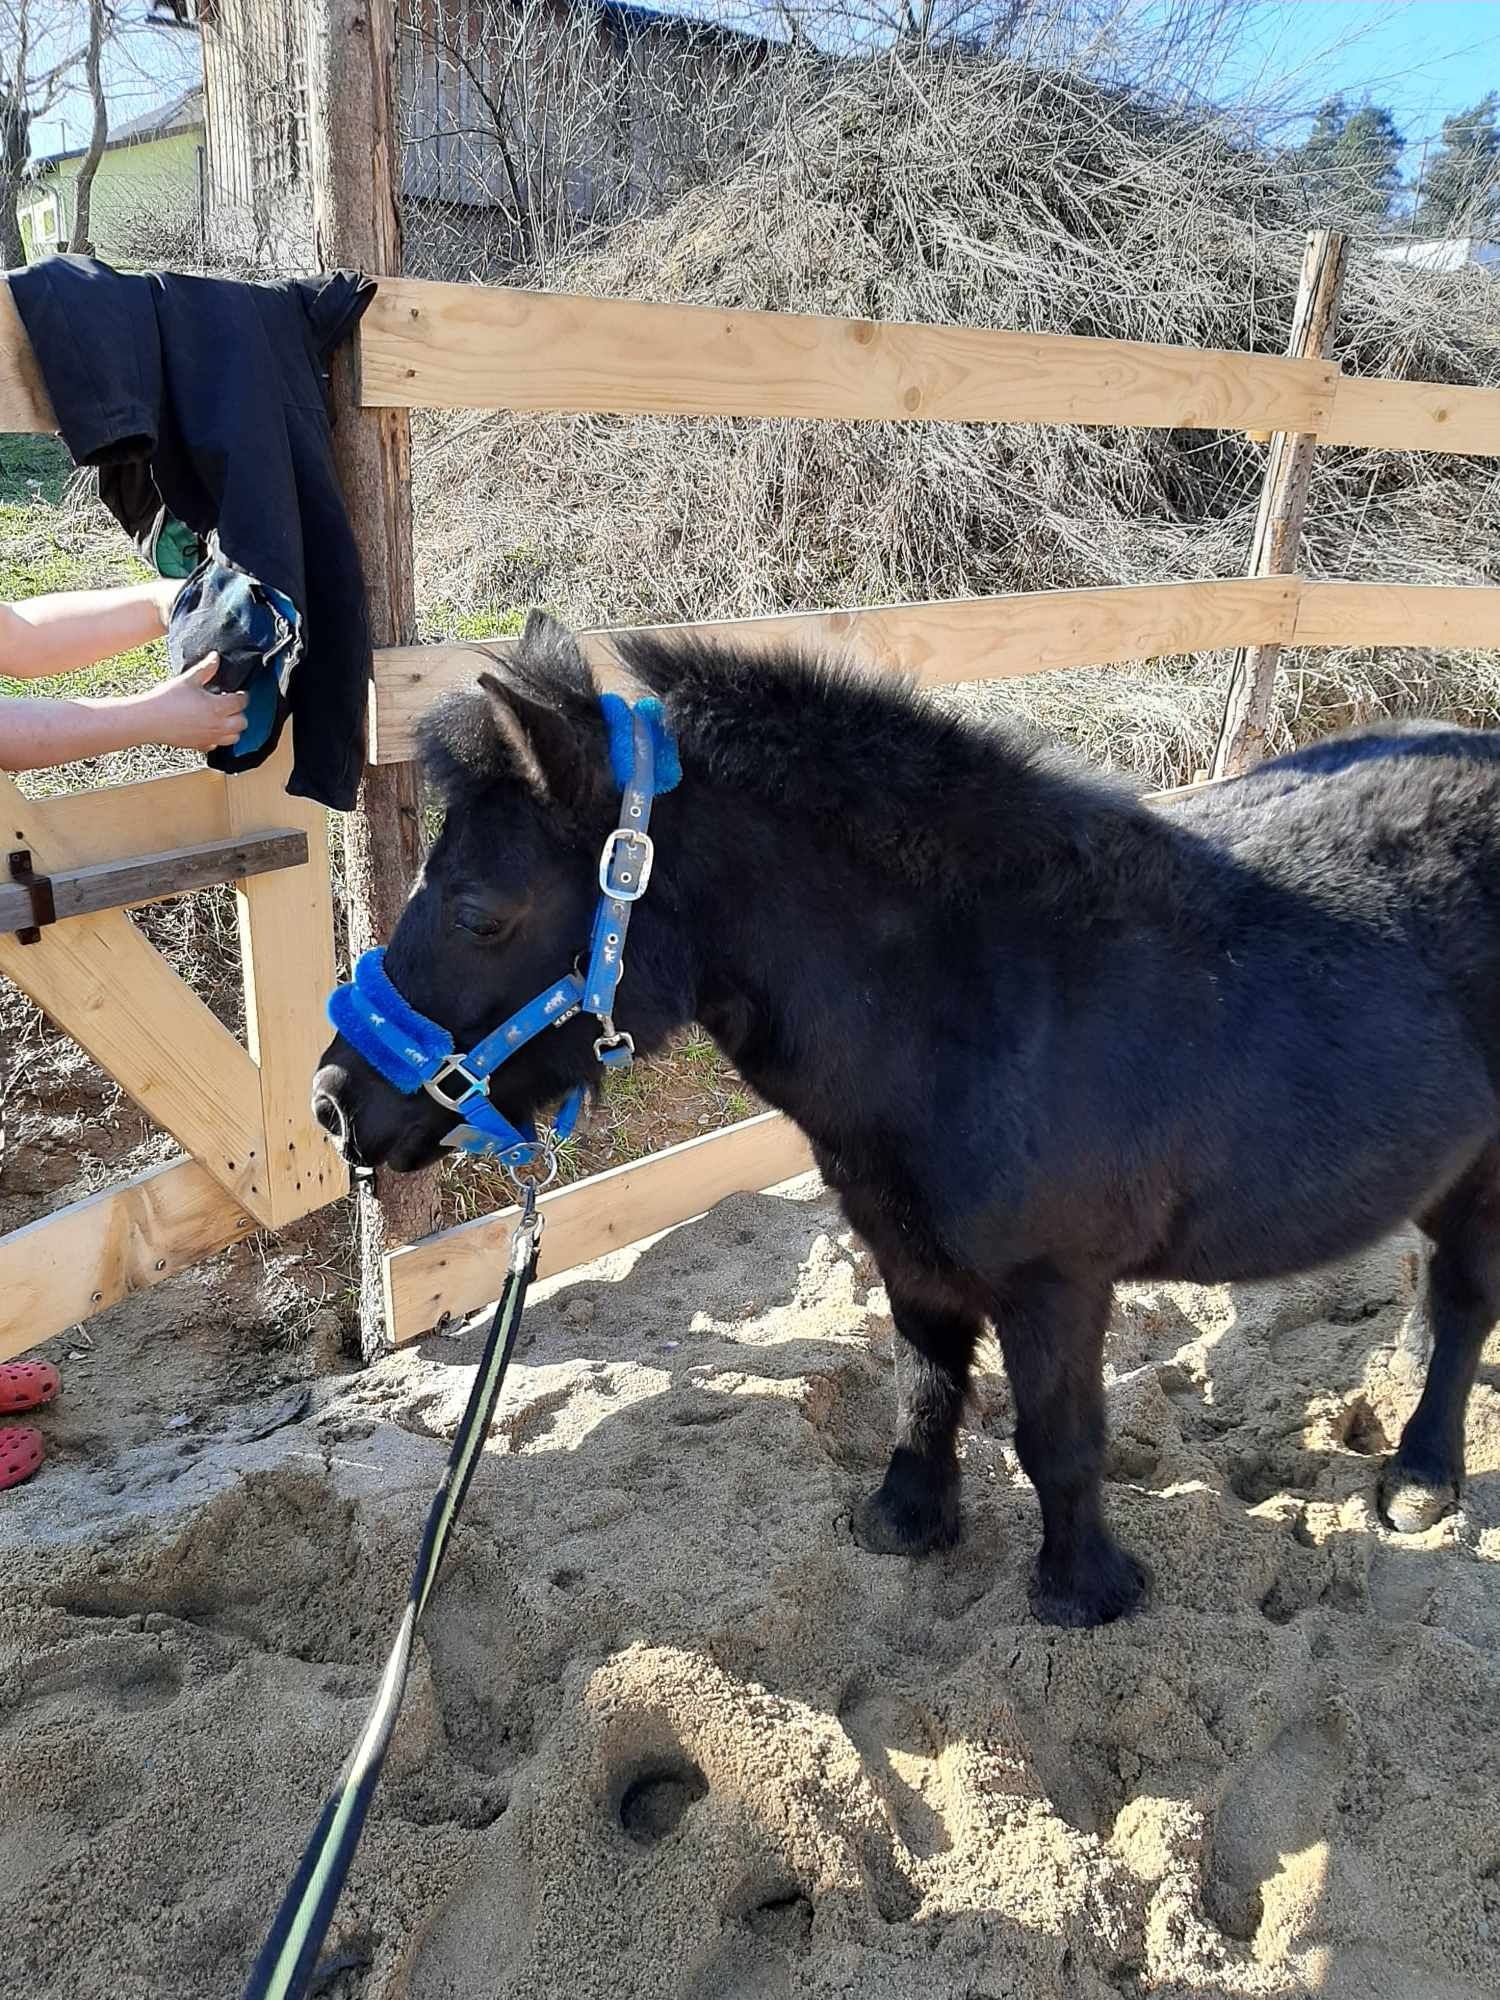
[412,52,1500,783]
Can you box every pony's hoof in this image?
[852,1484,960,1558]
[1030,1545,1150,1628]
[1378,1465,1459,1535]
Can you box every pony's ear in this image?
[516,609,591,683]
[476,667,605,815]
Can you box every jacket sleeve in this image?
[8,256,161,468]
[294,272,378,362]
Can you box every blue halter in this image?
[326,694,680,1171]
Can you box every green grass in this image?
[0,502,99,596]
[422,603,527,643]
[0,493,165,703]
[0,641,165,703]
[0,435,71,506]
[677,1027,726,1076]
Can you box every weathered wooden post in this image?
[1212,228,1348,779]
[303,0,441,1354]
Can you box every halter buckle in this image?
[423,1052,488,1115]
[599,828,654,902]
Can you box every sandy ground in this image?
[1,1178,1498,2000]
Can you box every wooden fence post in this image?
[303,0,442,1354]
[1211,228,1348,779]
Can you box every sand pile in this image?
[2,1182,1498,1999]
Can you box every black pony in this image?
[314,614,1500,1628]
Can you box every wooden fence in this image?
[3,268,1500,1353]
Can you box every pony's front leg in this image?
[853,1288,981,1556]
[995,1265,1149,1627]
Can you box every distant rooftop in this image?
[35,85,202,170]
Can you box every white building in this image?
[1373,237,1500,273]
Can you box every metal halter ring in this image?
[423,1052,489,1115]
[508,1142,560,1199]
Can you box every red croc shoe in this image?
[0,1426,44,1490]
[0,1361,61,1415]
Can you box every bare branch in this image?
[67,0,106,250]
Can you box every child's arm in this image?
[0,579,182,681]
[0,658,249,772]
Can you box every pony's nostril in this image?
[312,1091,346,1139]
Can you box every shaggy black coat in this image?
[315,615,1500,1626]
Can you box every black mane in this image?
[424,623,1181,916]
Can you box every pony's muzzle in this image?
[312,1067,369,1173]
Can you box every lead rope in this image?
[241,1184,546,2000]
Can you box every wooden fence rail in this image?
[370,578,1301,764]
[0,828,308,934]
[361,278,1338,432]
[356,276,1500,457]
[369,575,1500,765]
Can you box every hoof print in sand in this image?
[1204,1707,1348,1947]
[840,1692,955,1863]
[618,1759,710,1845]
[686,1888,815,2000]
[738,1888,814,1954]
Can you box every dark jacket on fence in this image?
[9,255,375,811]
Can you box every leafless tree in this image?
[0,0,87,265]
[742,0,1289,107]
[0,0,198,266]
[67,0,105,249]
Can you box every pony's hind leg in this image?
[853,1287,980,1557]
[1381,1142,1500,1534]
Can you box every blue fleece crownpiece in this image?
[326,948,454,1094]
[600,692,680,794]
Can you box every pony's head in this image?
[312,614,684,1173]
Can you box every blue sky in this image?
[1198,3,1500,155]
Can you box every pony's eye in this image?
[454,905,506,940]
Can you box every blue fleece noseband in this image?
[326,698,679,1170]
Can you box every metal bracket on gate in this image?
[8,849,56,945]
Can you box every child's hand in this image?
[125,657,249,751]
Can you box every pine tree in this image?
[1294,95,1403,224]
[1415,95,1500,236]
